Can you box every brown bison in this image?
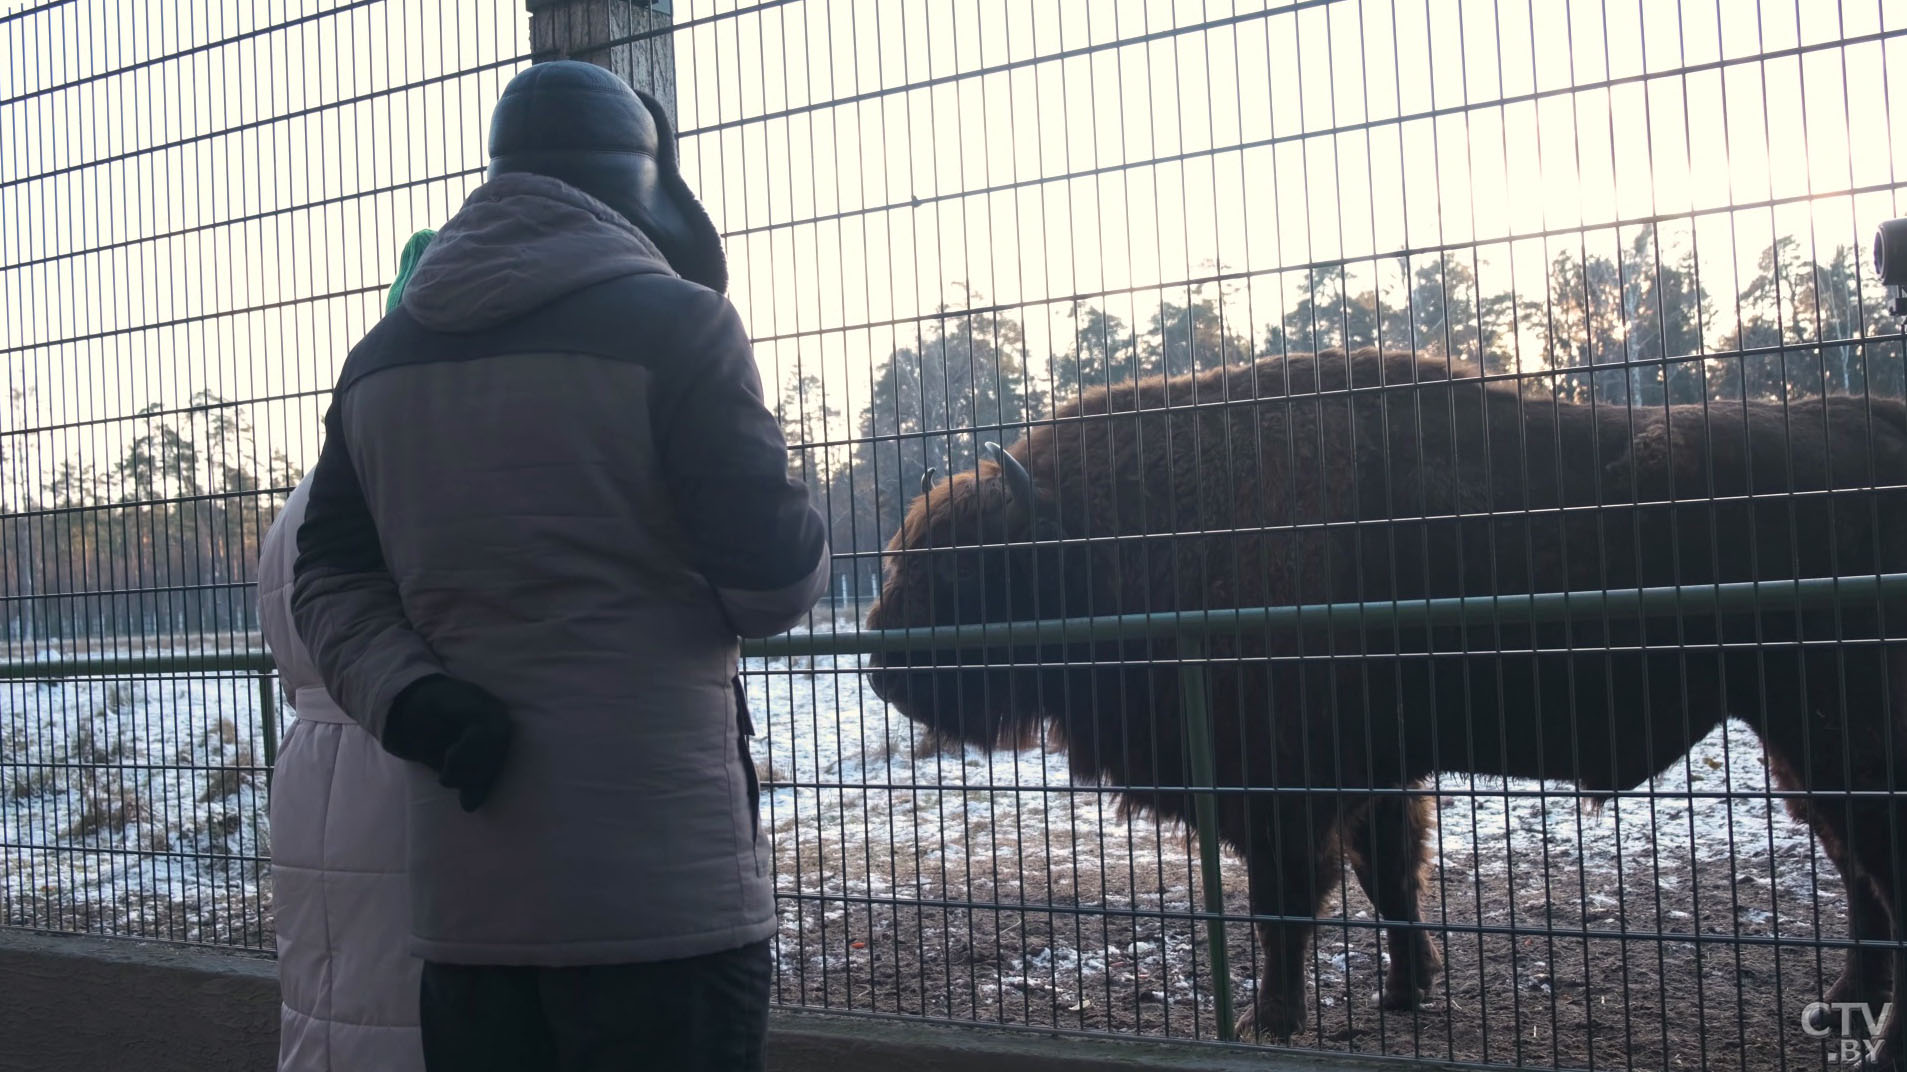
[863,346,1907,1065]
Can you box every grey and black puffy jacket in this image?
[290,171,828,966]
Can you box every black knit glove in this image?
[384,675,514,812]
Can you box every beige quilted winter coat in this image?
[261,472,425,1072]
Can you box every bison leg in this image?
[1758,648,1907,1066]
[1773,748,1894,1031]
[1800,805,1895,1032]
[1346,790,1442,1010]
[1839,796,1907,1070]
[1235,799,1342,1041]
[1834,880,1897,1032]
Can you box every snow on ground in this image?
[1,654,273,947]
[1429,716,1831,923]
[0,610,1848,1055]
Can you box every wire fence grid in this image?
[5,2,1907,1070]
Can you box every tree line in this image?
[1,393,302,647]
[796,231,1906,598]
[2,231,1900,647]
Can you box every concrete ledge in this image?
[762,1009,1397,1072]
[0,929,1396,1072]
[0,929,279,1072]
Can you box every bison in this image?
[862,346,1907,1066]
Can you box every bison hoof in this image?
[1383,945,1444,1010]
[1853,1041,1902,1072]
[1235,995,1305,1040]
[1820,973,1892,1030]
[1811,998,1892,1040]
[1842,1011,1903,1070]
[1381,981,1430,1012]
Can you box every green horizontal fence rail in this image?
[7,570,1907,1042]
[12,572,1907,681]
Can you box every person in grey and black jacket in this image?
[290,59,829,1072]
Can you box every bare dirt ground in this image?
[768,842,1849,1072]
[763,752,1860,1072]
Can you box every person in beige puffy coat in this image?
[261,230,436,1072]
[261,472,424,1071]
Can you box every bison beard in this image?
[864,347,1907,1065]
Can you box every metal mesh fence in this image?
[6,2,1907,1070]
[1,0,529,947]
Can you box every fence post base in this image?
[1178,634,1236,1040]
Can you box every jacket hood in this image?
[400,172,677,333]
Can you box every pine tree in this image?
[825,291,1038,594]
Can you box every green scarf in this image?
[385,228,438,313]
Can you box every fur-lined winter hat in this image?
[485,60,727,293]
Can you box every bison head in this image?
[863,440,1090,749]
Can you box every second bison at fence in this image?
[863,347,1907,1067]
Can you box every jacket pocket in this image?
[733,676,760,844]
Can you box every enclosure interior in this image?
[3,2,1906,1070]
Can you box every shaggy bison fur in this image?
[863,347,1907,1065]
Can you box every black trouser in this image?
[418,939,772,1071]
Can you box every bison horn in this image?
[920,467,939,496]
[985,442,1035,505]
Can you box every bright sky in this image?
[2,0,1903,493]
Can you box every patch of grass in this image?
[4,765,63,801]
[65,769,143,839]
[68,722,123,767]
